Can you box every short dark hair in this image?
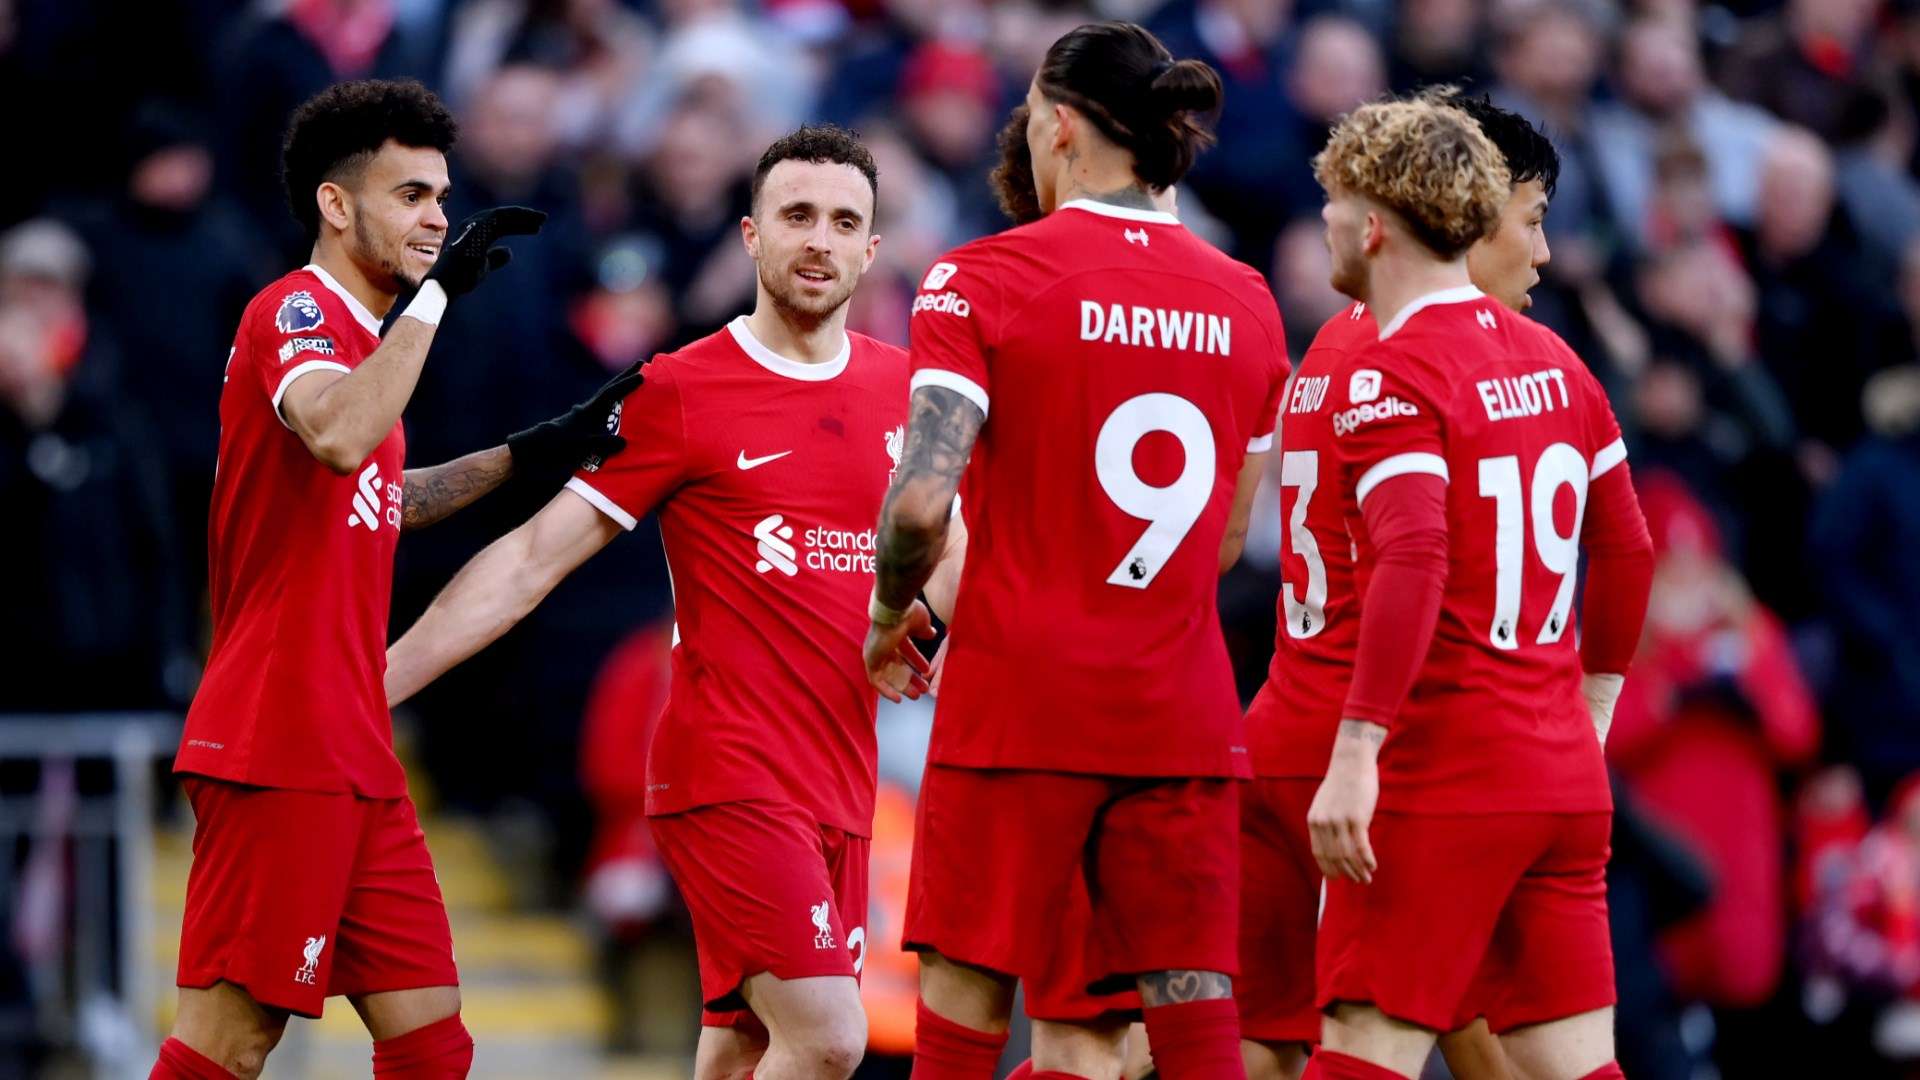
[751,124,879,217]
[281,79,457,239]
[1036,22,1223,191]
[1432,89,1560,200]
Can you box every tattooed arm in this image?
[401,447,514,532]
[863,385,985,702]
[873,385,985,612]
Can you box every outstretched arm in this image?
[402,447,514,532]
[386,487,623,706]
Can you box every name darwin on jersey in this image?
[1079,301,1232,356]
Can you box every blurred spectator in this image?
[1805,773,1920,1068]
[627,88,757,337]
[1609,472,1819,1023]
[1742,125,1896,457]
[1492,1,1618,257]
[571,234,680,371]
[0,221,186,711]
[1608,774,1714,1080]
[1811,365,1920,804]
[895,41,1006,238]
[1718,0,1883,144]
[1591,15,1778,252]
[214,0,443,257]
[846,124,962,344]
[1270,214,1346,359]
[617,0,817,154]
[1386,0,1491,93]
[1830,84,1920,274]
[1148,0,1306,261]
[442,0,654,153]
[64,103,272,630]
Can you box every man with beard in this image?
[158,79,631,1080]
[382,124,964,1080]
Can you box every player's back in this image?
[1330,290,1624,813]
[909,200,1289,777]
[1246,301,1373,779]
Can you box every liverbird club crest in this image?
[885,425,905,476]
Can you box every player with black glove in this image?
[383,205,548,335]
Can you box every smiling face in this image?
[326,139,451,294]
[744,158,879,323]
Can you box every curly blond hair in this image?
[1313,98,1511,259]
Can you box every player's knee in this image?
[785,1007,865,1078]
[1241,1038,1308,1080]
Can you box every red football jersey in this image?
[1329,287,1627,814]
[1245,300,1373,779]
[566,318,908,837]
[177,265,407,797]
[910,200,1290,777]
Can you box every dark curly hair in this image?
[281,79,457,240]
[1428,88,1560,200]
[751,124,879,217]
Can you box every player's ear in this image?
[863,232,880,272]
[740,214,760,259]
[316,181,352,234]
[1363,210,1387,256]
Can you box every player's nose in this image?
[1534,229,1551,269]
[421,198,449,232]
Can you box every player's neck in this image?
[744,298,848,365]
[309,242,398,318]
[1361,255,1475,338]
[1052,151,1154,213]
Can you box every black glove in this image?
[507,360,648,472]
[427,205,546,297]
[381,206,548,336]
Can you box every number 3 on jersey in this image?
[1279,450,1327,638]
[1479,442,1589,649]
[1095,393,1215,589]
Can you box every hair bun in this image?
[1149,58,1223,116]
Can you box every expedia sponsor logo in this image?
[1332,396,1419,436]
[912,291,970,317]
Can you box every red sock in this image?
[1576,1065,1626,1080]
[1301,1049,1407,1079]
[150,1038,234,1080]
[1006,1062,1034,1079]
[910,999,1008,1080]
[1142,999,1245,1079]
[1027,1073,1086,1079]
[372,1013,474,1078]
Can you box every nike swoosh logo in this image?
[736,450,792,470]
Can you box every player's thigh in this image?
[1497,1006,1616,1080]
[1238,777,1322,1046]
[904,766,1107,982]
[1321,1002,1440,1079]
[330,794,460,1006]
[1480,813,1616,1039]
[175,779,363,1019]
[1023,837,1140,1027]
[652,800,859,1016]
[740,971,866,1062]
[1089,776,1240,987]
[1240,1036,1308,1080]
[1316,812,1546,1033]
[1030,1015,1129,1077]
[1436,1017,1518,1080]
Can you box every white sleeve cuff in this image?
[911,368,989,418]
[271,359,352,428]
[565,476,638,531]
[1355,451,1449,505]
[1247,433,1274,453]
[1590,438,1627,479]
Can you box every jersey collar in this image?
[1058,198,1181,227]
[1377,284,1485,341]
[727,316,850,381]
[303,263,384,338]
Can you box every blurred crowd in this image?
[6,0,1920,1074]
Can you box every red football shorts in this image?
[1237,777,1323,1044]
[649,800,868,1027]
[1317,811,1616,1033]
[175,778,458,1018]
[905,765,1239,997]
[1021,851,1142,1023]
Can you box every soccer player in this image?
[381,125,961,1080]
[1237,91,1559,1080]
[863,22,1290,1080]
[1299,98,1654,1080]
[156,79,630,1080]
